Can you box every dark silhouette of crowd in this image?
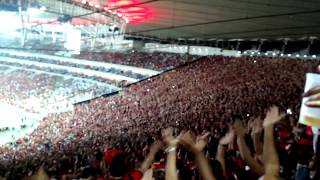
[0,55,319,180]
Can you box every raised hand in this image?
[304,86,320,107]
[31,166,49,180]
[179,131,210,154]
[303,86,320,97]
[162,127,181,148]
[233,119,246,136]
[219,130,235,145]
[150,140,163,153]
[251,118,263,134]
[263,106,285,127]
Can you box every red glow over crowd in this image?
[73,0,152,24]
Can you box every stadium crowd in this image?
[0,68,115,113]
[0,55,319,180]
[0,60,126,87]
[73,51,200,71]
[0,52,149,80]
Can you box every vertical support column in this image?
[90,26,96,49]
[52,27,56,43]
[258,39,264,52]
[18,0,25,47]
[236,40,241,50]
[307,38,314,55]
[119,21,126,41]
[281,39,288,54]
[25,0,32,41]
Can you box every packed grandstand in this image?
[1,0,320,180]
[0,51,318,180]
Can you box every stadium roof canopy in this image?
[1,0,320,41]
[127,0,320,41]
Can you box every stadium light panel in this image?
[116,0,134,6]
[126,7,144,12]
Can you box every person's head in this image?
[109,153,129,177]
[154,149,165,162]
[209,159,225,180]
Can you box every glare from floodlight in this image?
[0,12,20,33]
[238,51,241,54]
[303,55,307,58]
[312,55,317,58]
[288,54,291,57]
[287,109,292,115]
[40,6,47,11]
[28,8,43,16]
[296,54,300,57]
[257,52,261,55]
[272,53,276,56]
[265,52,268,55]
[280,53,284,56]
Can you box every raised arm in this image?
[251,119,263,159]
[234,120,265,176]
[139,141,163,174]
[180,131,216,180]
[217,130,235,172]
[262,106,285,178]
[162,128,180,180]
